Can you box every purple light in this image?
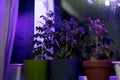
[110,0,117,2]
[87,0,93,4]
[105,0,110,6]
[105,0,120,14]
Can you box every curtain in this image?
[0,0,19,80]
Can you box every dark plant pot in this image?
[50,59,80,80]
[24,60,50,80]
[83,60,112,80]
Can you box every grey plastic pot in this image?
[50,59,80,80]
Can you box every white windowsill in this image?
[79,76,116,80]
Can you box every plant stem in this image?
[96,36,98,53]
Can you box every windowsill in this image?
[6,64,117,80]
[79,76,116,80]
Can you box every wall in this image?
[11,0,34,63]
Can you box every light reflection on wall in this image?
[104,0,120,14]
[34,0,54,48]
[87,0,93,4]
[34,0,54,34]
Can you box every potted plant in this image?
[81,17,114,80]
[50,17,86,80]
[24,11,54,80]
[24,59,50,80]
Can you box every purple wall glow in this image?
[11,0,54,63]
[11,0,34,63]
[11,13,34,63]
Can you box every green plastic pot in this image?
[24,60,50,80]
